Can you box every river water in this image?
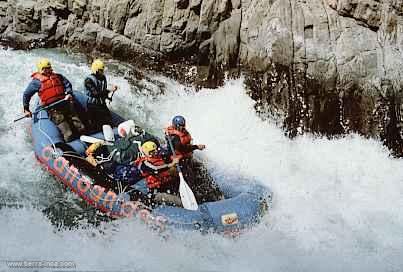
[0,48,402,272]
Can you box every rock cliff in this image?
[1,0,403,154]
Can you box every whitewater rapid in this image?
[0,48,402,272]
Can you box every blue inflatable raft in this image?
[31,91,272,234]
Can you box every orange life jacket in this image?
[32,72,65,105]
[165,125,193,158]
[135,156,172,189]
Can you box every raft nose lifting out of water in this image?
[31,91,272,234]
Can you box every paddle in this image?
[14,98,68,122]
[80,135,114,146]
[106,85,118,105]
[102,125,115,142]
[166,133,198,211]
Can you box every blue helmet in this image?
[172,115,186,128]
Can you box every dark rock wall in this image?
[1,0,403,155]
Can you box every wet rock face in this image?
[240,0,403,155]
[1,0,403,154]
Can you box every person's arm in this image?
[84,78,100,97]
[22,79,40,112]
[139,158,178,175]
[104,76,118,94]
[175,138,202,154]
[166,134,203,155]
[178,143,202,153]
[58,74,73,95]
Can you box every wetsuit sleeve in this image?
[84,77,99,97]
[165,134,198,155]
[22,79,40,111]
[172,134,199,154]
[58,74,73,94]
[177,143,199,153]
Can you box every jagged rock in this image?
[240,0,293,70]
[160,32,182,53]
[231,0,240,9]
[48,0,68,11]
[190,0,202,11]
[41,14,58,34]
[96,27,119,52]
[105,0,130,34]
[0,1,8,33]
[67,22,99,51]
[330,0,382,29]
[54,14,83,42]
[1,0,403,154]
[198,38,212,65]
[0,1,7,17]
[1,29,47,49]
[70,0,86,17]
[128,1,142,18]
[111,34,133,57]
[110,34,163,63]
[12,0,41,33]
[124,0,163,51]
[175,0,189,10]
[211,9,241,68]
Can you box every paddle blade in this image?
[102,125,115,142]
[178,172,198,210]
[80,135,104,144]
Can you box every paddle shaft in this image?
[165,133,199,210]
[166,134,182,174]
[14,98,67,122]
[80,135,114,146]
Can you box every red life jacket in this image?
[32,72,66,105]
[165,125,193,158]
[135,156,172,189]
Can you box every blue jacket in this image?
[22,73,73,111]
[84,74,108,106]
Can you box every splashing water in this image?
[0,48,402,272]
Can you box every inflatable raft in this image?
[31,91,272,234]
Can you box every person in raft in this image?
[164,115,205,159]
[84,59,118,132]
[23,58,86,142]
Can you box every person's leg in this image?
[86,104,112,132]
[48,107,74,142]
[67,102,86,135]
[98,105,113,126]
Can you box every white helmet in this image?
[118,120,143,138]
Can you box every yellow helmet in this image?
[91,59,105,74]
[37,58,52,73]
[141,141,157,157]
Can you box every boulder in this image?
[96,27,118,52]
[13,0,41,33]
[67,22,99,51]
[1,28,48,49]
[2,0,403,154]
